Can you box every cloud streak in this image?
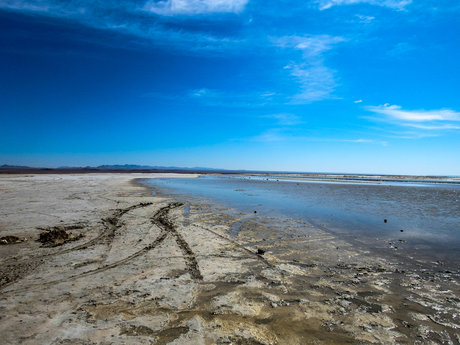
[317,0,412,10]
[143,0,249,15]
[263,113,304,126]
[366,104,460,122]
[0,0,249,52]
[365,104,460,138]
[275,35,345,103]
[251,131,387,145]
[186,88,276,107]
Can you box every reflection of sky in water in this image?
[142,175,460,257]
[240,175,460,188]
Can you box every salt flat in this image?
[0,174,458,344]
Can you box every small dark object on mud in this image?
[121,325,155,336]
[384,219,387,223]
[400,229,404,232]
[0,235,25,245]
[256,248,265,255]
[38,227,83,247]
[254,210,257,214]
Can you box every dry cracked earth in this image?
[0,174,459,344]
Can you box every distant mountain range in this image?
[1,164,457,179]
[0,164,241,173]
[89,164,226,171]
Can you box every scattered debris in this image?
[0,235,25,245]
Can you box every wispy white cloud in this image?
[143,0,249,16]
[354,99,363,103]
[263,113,304,126]
[321,138,387,145]
[355,14,375,23]
[252,129,287,142]
[0,0,247,52]
[401,123,460,130]
[186,88,275,107]
[342,138,372,142]
[189,88,217,98]
[276,35,345,57]
[387,42,415,56]
[251,131,388,145]
[274,35,345,103]
[366,104,460,122]
[365,104,460,138]
[317,0,412,11]
[287,64,337,103]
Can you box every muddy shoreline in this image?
[0,174,459,344]
[137,176,460,273]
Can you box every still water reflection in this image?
[142,175,460,265]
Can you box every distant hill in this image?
[0,164,242,174]
[93,164,225,171]
[0,164,37,170]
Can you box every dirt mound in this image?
[0,235,25,245]
[38,226,84,247]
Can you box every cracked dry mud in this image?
[0,174,459,344]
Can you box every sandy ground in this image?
[0,174,459,345]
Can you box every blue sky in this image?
[0,0,459,174]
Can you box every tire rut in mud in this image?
[52,202,197,281]
[151,203,203,281]
[1,202,203,291]
[0,202,153,289]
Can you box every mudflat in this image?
[0,174,458,344]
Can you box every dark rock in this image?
[384,219,387,223]
[0,235,25,245]
[256,248,265,255]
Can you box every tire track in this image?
[151,203,203,280]
[190,223,275,269]
[1,202,202,292]
[0,202,153,290]
[69,231,169,280]
[61,202,203,282]
[65,203,186,280]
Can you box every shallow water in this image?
[142,175,460,268]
